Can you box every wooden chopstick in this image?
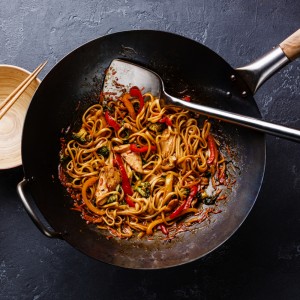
[0,61,47,120]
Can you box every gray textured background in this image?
[1,0,300,299]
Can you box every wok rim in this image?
[20,29,267,269]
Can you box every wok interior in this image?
[21,30,265,269]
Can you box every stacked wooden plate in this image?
[0,65,40,169]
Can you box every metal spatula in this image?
[103,59,300,142]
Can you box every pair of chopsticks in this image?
[0,61,47,121]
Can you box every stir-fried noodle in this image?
[59,87,228,239]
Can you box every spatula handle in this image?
[280,29,300,61]
[164,93,300,143]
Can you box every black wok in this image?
[17,30,299,269]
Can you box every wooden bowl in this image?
[0,65,40,169]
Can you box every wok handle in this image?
[236,28,300,94]
[164,93,300,143]
[280,29,300,61]
[17,178,62,239]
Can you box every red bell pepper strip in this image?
[160,224,169,235]
[182,95,191,102]
[169,200,187,219]
[218,167,226,184]
[183,185,198,210]
[114,154,134,207]
[158,116,172,126]
[207,134,218,165]
[105,111,120,131]
[130,86,144,113]
[130,144,157,153]
[121,93,136,120]
[125,195,135,208]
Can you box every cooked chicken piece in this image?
[113,144,144,173]
[114,144,130,153]
[124,122,138,133]
[168,155,177,167]
[95,165,121,204]
[121,151,143,173]
[159,129,175,158]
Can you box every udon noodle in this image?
[59,86,228,239]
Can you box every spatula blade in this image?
[102,59,161,101]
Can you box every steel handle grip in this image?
[236,29,300,94]
[17,178,62,239]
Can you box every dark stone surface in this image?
[1,1,300,299]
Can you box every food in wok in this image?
[59,84,236,239]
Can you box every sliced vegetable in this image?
[203,195,218,205]
[169,200,187,219]
[130,86,144,113]
[130,144,157,153]
[82,177,105,215]
[218,166,226,184]
[165,173,174,195]
[121,93,136,120]
[107,194,118,203]
[147,122,166,133]
[114,153,133,196]
[182,95,191,102]
[183,185,198,209]
[72,128,89,143]
[207,134,218,165]
[160,224,169,235]
[146,218,165,235]
[158,116,172,126]
[134,181,151,198]
[97,146,109,158]
[196,190,217,205]
[105,111,121,131]
[200,191,209,200]
[125,195,135,207]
